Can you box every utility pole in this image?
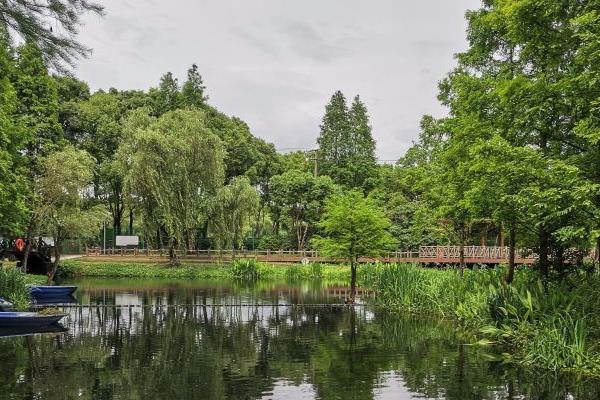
[308,149,319,177]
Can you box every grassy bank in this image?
[359,263,600,376]
[59,259,350,281]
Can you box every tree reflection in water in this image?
[1,292,600,399]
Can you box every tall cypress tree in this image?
[317,91,377,191]
[348,95,377,191]
[317,90,350,184]
[150,72,182,115]
[182,64,208,108]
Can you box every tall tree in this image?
[269,170,336,250]
[347,95,377,191]
[150,72,182,116]
[11,42,64,270]
[317,90,351,184]
[36,146,107,281]
[0,0,103,71]
[209,176,259,253]
[12,43,64,161]
[0,38,27,234]
[181,64,207,108]
[313,191,396,301]
[119,109,225,264]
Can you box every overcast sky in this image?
[75,0,481,161]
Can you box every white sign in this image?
[116,235,139,247]
[41,237,55,246]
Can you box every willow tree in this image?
[209,176,259,256]
[34,146,107,281]
[119,109,224,264]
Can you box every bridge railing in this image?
[85,246,536,261]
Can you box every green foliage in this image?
[119,109,225,257]
[210,176,259,250]
[0,0,103,71]
[59,259,349,281]
[365,265,600,374]
[35,145,108,274]
[313,191,396,263]
[0,265,30,309]
[317,91,377,191]
[269,170,336,250]
[0,39,28,234]
[181,64,207,108]
[230,259,263,280]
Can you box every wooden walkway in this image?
[85,245,536,265]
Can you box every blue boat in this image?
[0,324,67,338]
[0,312,66,328]
[29,285,77,301]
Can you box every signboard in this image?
[41,237,55,246]
[115,235,139,247]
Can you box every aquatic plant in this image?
[0,265,31,310]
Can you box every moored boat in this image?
[0,312,66,328]
[29,285,77,300]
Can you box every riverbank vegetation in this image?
[361,264,600,375]
[58,259,350,282]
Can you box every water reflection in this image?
[1,279,599,399]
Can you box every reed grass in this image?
[362,263,600,375]
[0,265,31,310]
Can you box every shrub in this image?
[230,259,264,280]
[0,265,31,310]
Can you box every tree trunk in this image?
[129,209,134,235]
[596,236,600,266]
[349,258,357,303]
[497,224,504,248]
[459,227,466,275]
[168,242,178,266]
[505,225,516,285]
[21,223,34,272]
[538,229,550,278]
[47,243,61,284]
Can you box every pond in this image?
[1,278,599,399]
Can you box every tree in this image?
[12,43,64,161]
[269,170,336,250]
[0,38,28,234]
[437,0,600,276]
[10,42,64,270]
[0,0,104,71]
[34,146,107,281]
[317,90,351,184]
[181,64,207,108]
[317,91,378,191]
[119,109,225,264]
[313,191,396,301]
[347,95,377,191]
[149,72,182,116]
[209,176,259,255]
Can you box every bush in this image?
[0,266,31,310]
[230,259,264,280]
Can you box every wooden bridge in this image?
[85,245,537,265]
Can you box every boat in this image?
[0,312,66,328]
[31,294,77,305]
[29,285,77,301]
[0,324,67,338]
